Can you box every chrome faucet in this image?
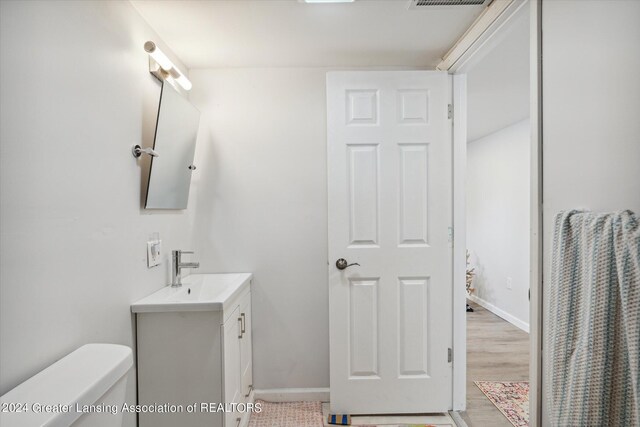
[171,250,200,287]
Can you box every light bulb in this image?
[174,74,193,91]
[144,41,173,71]
[144,41,192,91]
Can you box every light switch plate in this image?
[147,240,162,268]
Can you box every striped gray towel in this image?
[545,210,639,426]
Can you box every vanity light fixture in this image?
[144,41,192,91]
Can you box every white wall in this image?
[188,69,331,390]
[467,120,530,330]
[542,0,640,424]
[466,7,529,142]
[0,2,193,425]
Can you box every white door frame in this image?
[528,2,543,424]
[451,74,467,411]
[446,1,543,424]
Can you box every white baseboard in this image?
[467,295,530,333]
[449,410,469,427]
[253,387,330,403]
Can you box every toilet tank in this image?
[0,343,133,427]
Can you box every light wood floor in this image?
[460,301,529,427]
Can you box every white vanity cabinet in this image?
[132,274,254,427]
[240,293,253,400]
[223,291,253,427]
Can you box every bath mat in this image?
[248,399,324,427]
[474,381,529,427]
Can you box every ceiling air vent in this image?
[408,0,488,9]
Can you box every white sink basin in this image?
[131,273,252,313]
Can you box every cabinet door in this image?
[240,293,253,399]
[223,306,242,427]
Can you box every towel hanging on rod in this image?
[545,209,640,426]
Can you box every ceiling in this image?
[466,7,530,142]
[131,0,486,69]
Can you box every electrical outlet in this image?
[147,239,162,268]
[506,276,513,290]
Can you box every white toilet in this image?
[0,343,133,427]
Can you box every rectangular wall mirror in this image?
[145,82,200,209]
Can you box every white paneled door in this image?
[327,71,453,414]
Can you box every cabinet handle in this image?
[245,384,253,398]
[238,317,243,339]
[236,416,241,427]
[240,313,246,334]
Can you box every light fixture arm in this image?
[132,145,159,158]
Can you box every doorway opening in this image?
[457,5,532,426]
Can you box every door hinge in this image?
[448,347,453,363]
[447,104,453,120]
[448,226,454,243]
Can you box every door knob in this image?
[336,258,360,270]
